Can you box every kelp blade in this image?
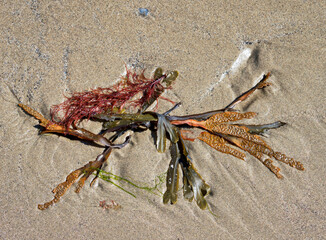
[163,71,179,87]
[153,67,163,80]
[156,114,167,153]
[178,137,210,209]
[243,121,286,135]
[162,116,179,143]
[180,157,210,210]
[163,142,180,204]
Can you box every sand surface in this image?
[1,1,325,239]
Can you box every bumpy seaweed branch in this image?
[18,103,51,127]
[38,147,112,210]
[38,166,84,210]
[37,133,132,210]
[171,111,269,148]
[272,151,304,170]
[18,104,133,209]
[198,132,246,160]
[206,111,257,124]
[170,111,256,127]
[207,124,268,147]
[222,134,283,178]
[199,124,304,179]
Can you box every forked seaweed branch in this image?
[18,67,304,210]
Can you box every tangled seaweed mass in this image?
[19,67,304,210]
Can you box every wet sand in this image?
[1,1,325,239]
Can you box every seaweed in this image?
[99,200,121,211]
[18,68,304,211]
[97,169,166,197]
[163,132,210,209]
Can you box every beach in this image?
[0,1,325,239]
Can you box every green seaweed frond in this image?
[96,169,166,198]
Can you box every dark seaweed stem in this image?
[50,67,174,129]
[167,73,271,122]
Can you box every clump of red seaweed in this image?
[50,66,176,129]
[18,67,304,211]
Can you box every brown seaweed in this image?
[163,128,210,210]
[18,68,304,211]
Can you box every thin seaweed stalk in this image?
[97,169,166,197]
